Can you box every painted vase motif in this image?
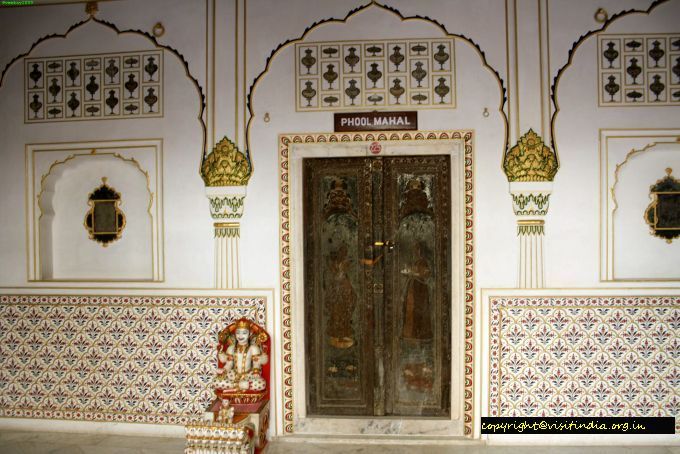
[67,92,80,117]
[367,63,382,88]
[301,49,316,74]
[323,64,338,89]
[389,45,404,71]
[411,61,427,88]
[301,80,317,106]
[145,56,158,81]
[344,47,359,73]
[105,59,119,83]
[344,79,360,105]
[48,78,61,102]
[603,41,618,68]
[434,44,450,70]
[604,75,619,101]
[627,57,642,84]
[390,78,405,104]
[29,63,42,88]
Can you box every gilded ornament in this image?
[517,220,545,236]
[84,177,126,246]
[85,1,98,16]
[201,136,252,187]
[503,129,558,182]
[644,168,680,243]
[593,7,608,23]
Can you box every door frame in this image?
[277,131,475,438]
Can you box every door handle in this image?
[374,240,395,251]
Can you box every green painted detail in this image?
[215,226,240,238]
[209,196,245,215]
[513,193,550,210]
[517,224,545,236]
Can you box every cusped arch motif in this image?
[245,0,509,171]
[0,14,207,171]
[550,0,669,155]
[37,151,155,280]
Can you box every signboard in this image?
[334,111,417,132]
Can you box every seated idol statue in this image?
[214,318,269,400]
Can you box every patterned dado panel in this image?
[489,296,680,431]
[295,39,455,111]
[0,294,265,424]
[25,51,163,122]
[598,34,680,106]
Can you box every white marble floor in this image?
[0,432,678,454]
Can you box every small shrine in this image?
[185,319,270,454]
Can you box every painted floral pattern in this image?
[489,297,680,431]
[0,295,265,424]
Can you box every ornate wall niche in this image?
[84,178,126,246]
[0,13,210,286]
[600,129,680,281]
[26,140,164,282]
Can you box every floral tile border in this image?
[0,295,265,424]
[489,296,680,432]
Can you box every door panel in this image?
[304,158,374,415]
[304,155,451,417]
[383,156,451,416]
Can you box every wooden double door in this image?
[303,155,451,417]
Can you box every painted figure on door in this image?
[401,241,432,340]
[324,177,357,219]
[399,177,432,218]
[326,244,356,349]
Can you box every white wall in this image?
[0,10,211,287]
[0,0,679,443]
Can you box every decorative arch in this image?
[550,0,669,155]
[37,151,155,280]
[244,0,508,167]
[0,14,207,173]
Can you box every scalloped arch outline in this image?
[550,0,670,156]
[244,0,509,170]
[0,15,207,174]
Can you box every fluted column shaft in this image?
[214,222,241,289]
[205,186,246,289]
[510,182,552,289]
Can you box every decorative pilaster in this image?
[206,185,246,289]
[512,186,551,288]
[202,137,252,289]
[503,130,558,288]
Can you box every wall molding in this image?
[599,129,680,282]
[26,139,164,282]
